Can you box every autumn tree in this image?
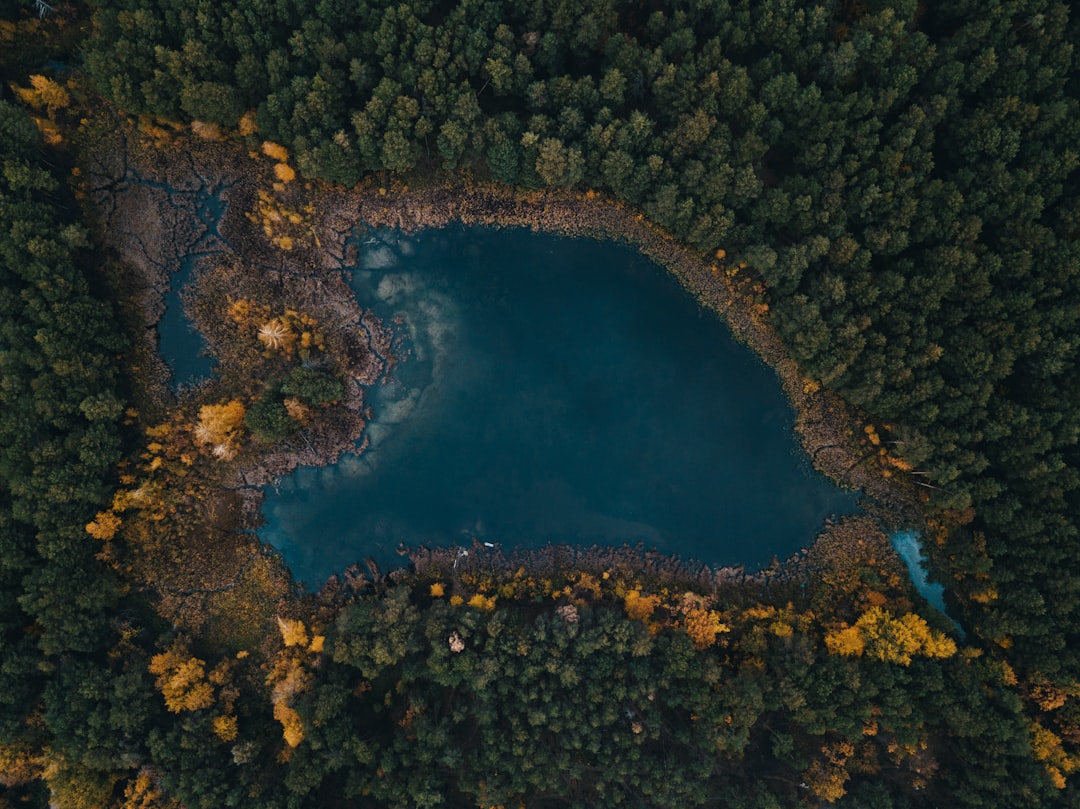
[11,74,70,117]
[148,641,215,714]
[677,592,729,650]
[193,400,246,459]
[825,607,957,666]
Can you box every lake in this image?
[256,226,859,586]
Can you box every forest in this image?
[1,0,1079,806]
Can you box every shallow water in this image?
[151,177,230,387]
[158,254,215,386]
[257,227,858,587]
[891,529,963,633]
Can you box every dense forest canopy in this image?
[81,0,1080,676]
[0,94,137,804]
[0,0,1079,806]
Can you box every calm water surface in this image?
[259,227,858,586]
[156,186,228,388]
[158,254,215,386]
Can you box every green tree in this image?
[245,390,295,443]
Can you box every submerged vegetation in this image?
[0,0,1078,806]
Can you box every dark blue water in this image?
[259,227,858,586]
[158,254,215,386]
[151,177,230,388]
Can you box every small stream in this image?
[891,529,964,634]
[158,252,216,386]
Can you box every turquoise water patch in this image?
[259,227,859,587]
[891,529,964,634]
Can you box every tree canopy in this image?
[81,0,1080,680]
[1,0,1078,805]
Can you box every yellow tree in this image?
[194,400,246,459]
[623,589,660,623]
[12,74,70,117]
[268,656,310,748]
[826,607,957,665]
[269,617,324,748]
[85,510,122,540]
[678,593,730,650]
[261,141,290,161]
[276,616,309,648]
[212,715,239,743]
[274,163,296,183]
[148,641,215,713]
[858,607,956,665]
[121,768,184,809]
[802,741,855,803]
[1030,721,1080,789]
[467,593,497,611]
[238,111,259,136]
[824,624,866,657]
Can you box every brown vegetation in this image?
[78,113,925,652]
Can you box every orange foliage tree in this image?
[802,741,855,803]
[194,399,246,459]
[85,509,123,541]
[623,589,660,623]
[825,607,957,665]
[1030,721,1080,789]
[276,616,309,648]
[148,641,215,713]
[269,656,309,749]
[677,593,730,650]
[121,767,184,809]
[12,74,70,116]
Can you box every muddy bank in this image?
[82,119,923,604]
[309,513,906,612]
[82,121,386,488]
[78,122,390,632]
[308,179,922,514]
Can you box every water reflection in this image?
[260,227,859,586]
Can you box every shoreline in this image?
[83,123,926,610]
[282,175,929,598]
[312,177,924,507]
